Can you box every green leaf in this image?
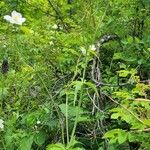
[84,82,98,93]
[127,36,133,43]
[117,70,130,77]
[20,26,34,35]
[34,131,47,146]
[111,113,121,119]
[0,87,8,98]
[18,135,34,150]
[46,143,65,150]
[59,104,86,118]
[118,130,127,144]
[143,119,150,126]
[104,129,127,144]
[113,52,122,60]
[4,129,15,150]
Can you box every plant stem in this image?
[70,54,88,143]
[66,94,69,144]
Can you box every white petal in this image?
[0,119,4,124]
[11,10,22,18]
[4,15,12,21]
[89,44,96,51]
[15,18,26,25]
[0,119,4,129]
[37,121,41,124]
[0,124,4,129]
[21,18,26,23]
[80,47,86,55]
[52,24,58,29]
[10,19,16,24]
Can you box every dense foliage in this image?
[0,0,150,150]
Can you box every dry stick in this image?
[129,98,150,102]
[103,93,144,124]
[95,79,150,87]
[135,128,150,132]
[91,51,109,149]
[87,89,103,113]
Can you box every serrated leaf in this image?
[18,135,34,150]
[59,104,86,118]
[118,131,127,144]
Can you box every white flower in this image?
[52,24,58,29]
[37,120,41,124]
[4,10,26,25]
[0,119,4,129]
[89,44,96,51]
[49,41,54,45]
[80,47,87,55]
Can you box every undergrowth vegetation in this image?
[0,0,150,150]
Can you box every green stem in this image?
[70,54,88,143]
[1,139,7,150]
[66,94,69,144]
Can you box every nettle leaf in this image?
[59,104,90,122]
[118,130,128,144]
[4,129,15,150]
[18,135,34,150]
[46,143,65,150]
[103,129,128,144]
[110,107,134,124]
[34,131,47,146]
[59,104,85,117]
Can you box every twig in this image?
[130,128,150,132]
[87,90,103,112]
[95,79,150,87]
[103,93,144,124]
[130,98,150,102]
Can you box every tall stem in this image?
[70,54,88,143]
